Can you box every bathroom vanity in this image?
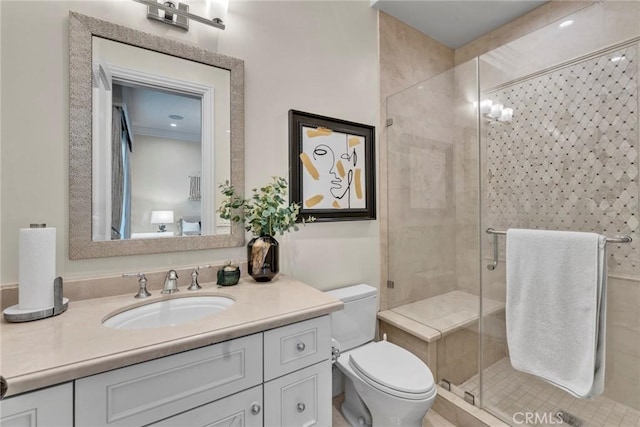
[0,276,341,426]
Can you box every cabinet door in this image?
[0,383,72,427]
[263,315,331,381]
[76,333,262,426]
[264,360,331,427]
[150,385,263,427]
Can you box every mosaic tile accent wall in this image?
[485,43,639,275]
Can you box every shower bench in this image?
[377,290,506,387]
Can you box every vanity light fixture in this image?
[132,0,225,31]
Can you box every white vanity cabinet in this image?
[263,316,332,427]
[150,385,263,427]
[75,334,263,427]
[0,383,73,427]
[73,315,332,427]
[264,360,331,427]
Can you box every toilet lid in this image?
[348,341,435,395]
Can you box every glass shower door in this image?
[384,59,483,400]
[477,2,640,424]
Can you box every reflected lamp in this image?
[151,210,174,232]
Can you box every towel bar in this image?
[485,228,632,271]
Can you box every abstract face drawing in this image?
[299,126,366,210]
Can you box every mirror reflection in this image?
[91,36,231,241]
[69,12,244,259]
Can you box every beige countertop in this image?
[0,276,343,398]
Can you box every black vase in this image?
[247,235,279,282]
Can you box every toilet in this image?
[326,284,437,427]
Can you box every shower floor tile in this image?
[460,358,640,426]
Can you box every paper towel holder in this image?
[3,277,69,323]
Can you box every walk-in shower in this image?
[382,2,640,425]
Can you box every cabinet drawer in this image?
[264,315,331,381]
[264,360,331,427]
[151,385,263,427]
[76,333,262,427]
[0,383,72,427]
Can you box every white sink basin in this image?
[102,295,234,330]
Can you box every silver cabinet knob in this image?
[251,403,261,415]
[297,402,306,413]
[296,342,306,352]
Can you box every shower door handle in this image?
[487,228,499,271]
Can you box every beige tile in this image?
[608,277,640,330]
[378,320,438,375]
[461,357,640,423]
[437,329,479,385]
[379,11,454,100]
[378,310,441,343]
[435,386,509,427]
[423,410,455,427]
[608,324,640,358]
[605,371,640,411]
[390,290,503,335]
[545,0,594,23]
[432,391,458,424]
[454,0,595,64]
[379,9,456,315]
[443,329,478,362]
[607,351,640,382]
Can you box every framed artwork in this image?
[289,110,376,221]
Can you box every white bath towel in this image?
[505,228,607,399]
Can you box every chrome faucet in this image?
[187,265,211,291]
[161,270,180,294]
[123,272,151,298]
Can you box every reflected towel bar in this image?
[485,228,632,271]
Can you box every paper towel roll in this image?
[18,227,56,310]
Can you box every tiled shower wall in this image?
[482,42,640,410]
[485,43,639,276]
[386,70,459,308]
[381,0,640,414]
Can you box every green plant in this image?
[218,176,314,237]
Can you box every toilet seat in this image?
[347,341,436,400]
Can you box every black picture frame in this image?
[289,110,376,222]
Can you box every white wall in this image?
[0,0,379,290]
[130,135,202,234]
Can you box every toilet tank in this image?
[326,284,377,352]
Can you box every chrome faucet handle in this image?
[187,265,211,291]
[161,270,180,294]
[123,273,151,298]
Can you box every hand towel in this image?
[506,228,607,398]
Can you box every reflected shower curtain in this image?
[111,106,131,240]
